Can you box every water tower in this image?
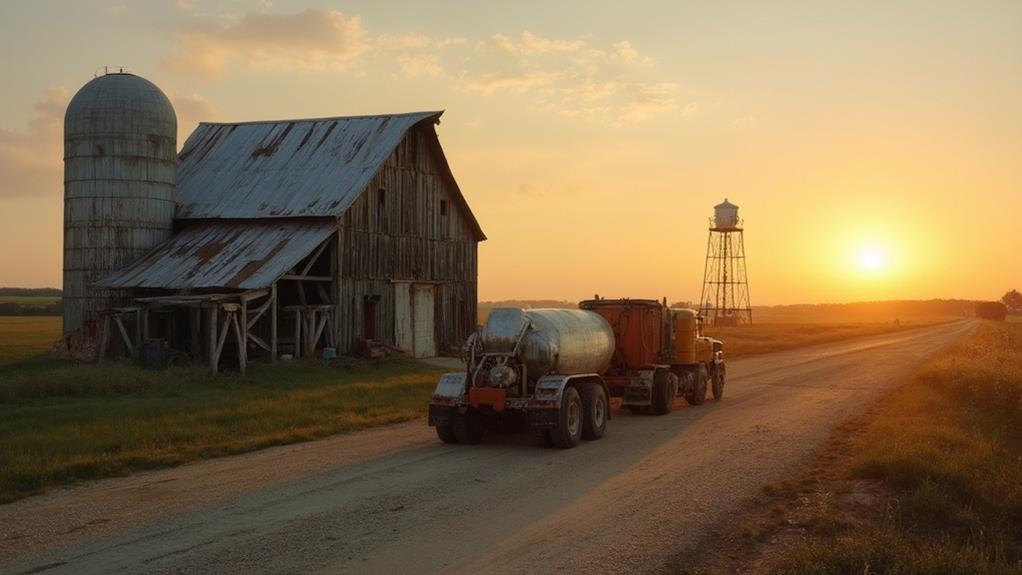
[63,71,177,335]
[699,199,752,325]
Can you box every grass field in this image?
[767,321,1022,574]
[703,318,953,359]
[0,317,61,363]
[0,357,444,503]
[0,296,60,306]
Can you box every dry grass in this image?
[0,316,61,363]
[771,321,1022,573]
[704,319,951,359]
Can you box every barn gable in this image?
[174,111,483,239]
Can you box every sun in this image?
[857,246,889,272]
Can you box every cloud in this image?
[0,87,68,199]
[397,53,443,78]
[375,33,465,50]
[460,33,680,124]
[461,71,559,94]
[163,9,366,77]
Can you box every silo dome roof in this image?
[65,72,176,137]
[715,198,738,209]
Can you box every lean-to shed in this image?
[98,111,484,370]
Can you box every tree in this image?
[1002,289,1022,312]
[976,301,1008,321]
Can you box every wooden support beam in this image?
[240,298,248,366]
[208,304,219,374]
[248,332,271,352]
[294,310,302,358]
[280,275,332,282]
[189,307,200,359]
[301,240,330,276]
[232,312,246,374]
[98,315,111,363]
[114,315,134,356]
[271,283,278,363]
[246,296,273,329]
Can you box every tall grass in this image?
[774,321,1022,573]
[0,357,443,503]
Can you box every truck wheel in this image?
[685,366,709,406]
[712,364,726,401]
[452,410,484,444]
[581,383,608,440]
[651,370,678,415]
[549,386,584,449]
[436,425,458,444]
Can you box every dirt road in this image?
[1,320,976,575]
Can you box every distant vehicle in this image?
[428,298,725,448]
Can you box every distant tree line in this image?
[0,301,62,316]
[0,287,62,297]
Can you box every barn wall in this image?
[336,124,479,354]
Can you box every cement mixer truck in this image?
[427,297,725,448]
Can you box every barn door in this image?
[412,285,436,358]
[394,283,412,352]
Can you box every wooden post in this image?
[98,315,111,363]
[240,298,248,367]
[232,311,246,374]
[208,303,219,374]
[270,283,278,363]
[141,305,150,341]
[294,309,301,358]
[134,308,142,355]
[189,307,200,359]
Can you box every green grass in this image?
[0,295,60,306]
[0,316,61,363]
[0,357,443,503]
[772,321,1022,574]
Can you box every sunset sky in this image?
[0,1,1018,304]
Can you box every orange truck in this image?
[427,297,725,448]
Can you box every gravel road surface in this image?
[1,320,976,575]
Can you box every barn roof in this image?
[96,221,334,290]
[174,111,484,239]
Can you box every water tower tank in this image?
[63,72,177,335]
[712,198,740,230]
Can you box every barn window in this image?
[440,199,448,217]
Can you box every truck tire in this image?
[452,410,484,444]
[651,370,678,415]
[712,364,726,401]
[549,386,584,449]
[581,383,608,440]
[685,365,709,406]
[436,425,458,444]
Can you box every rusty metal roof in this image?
[175,111,442,220]
[96,221,334,290]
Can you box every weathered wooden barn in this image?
[97,111,484,371]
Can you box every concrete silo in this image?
[63,72,177,335]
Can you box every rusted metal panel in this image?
[176,112,445,220]
[63,73,177,334]
[97,221,334,290]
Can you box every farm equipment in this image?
[427,298,726,448]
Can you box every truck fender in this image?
[532,374,608,416]
[431,372,468,404]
